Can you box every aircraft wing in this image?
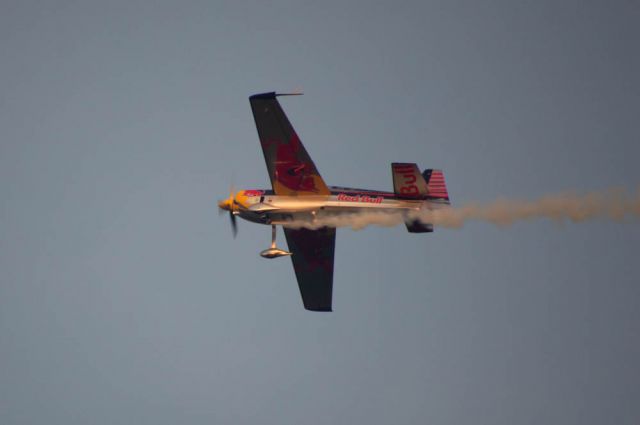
[249,92,330,196]
[284,227,336,311]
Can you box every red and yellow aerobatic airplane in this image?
[218,92,451,311]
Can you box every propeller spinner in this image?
[218,189,238,238]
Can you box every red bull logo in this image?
[272,134,320,193]
[337,193,384,204]
[393,164,420,196]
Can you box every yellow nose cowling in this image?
[218,198,233,211]
[218,190,251,214]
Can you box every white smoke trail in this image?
[284,187,640,231]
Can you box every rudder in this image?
[423,169,450,203]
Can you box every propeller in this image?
[218,185,238,238]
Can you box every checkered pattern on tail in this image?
[422,169,450,203]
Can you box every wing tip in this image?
[249,91,276,100]
[305,306,333,312]
[249,91,303,100]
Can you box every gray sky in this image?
[1,1,639,424]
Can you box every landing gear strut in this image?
[260,225,292,259]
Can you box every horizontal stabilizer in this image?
[405,219,434,233]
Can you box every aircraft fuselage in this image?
[221,186,449,226]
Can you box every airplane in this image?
[218,92,451,312]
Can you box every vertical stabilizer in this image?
[392,163,429,199]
